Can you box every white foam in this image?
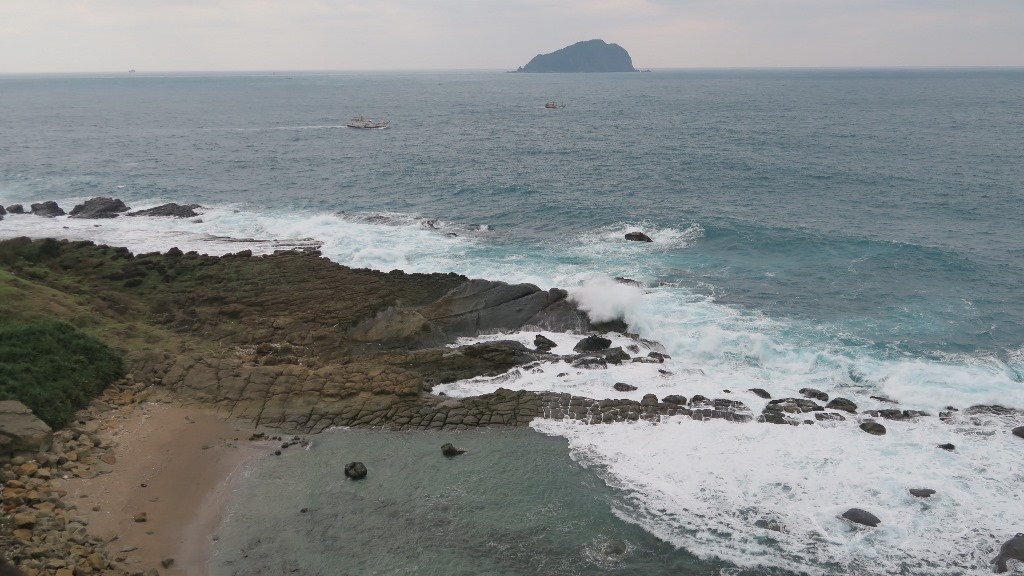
[532,413,1024,575]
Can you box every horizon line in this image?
[3,65,1024,77]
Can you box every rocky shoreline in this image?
[3,228,1024,573]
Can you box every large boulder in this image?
[30,200,65,217]
[0,401,53,458]
[6,204,25,214]
[574,335,612,352]
[993,533,1024,573]
[1012,426,1024,439]
[70,197,130,219]
[127,203,202,218]
[534,334,557,352]
[825,397,858,413]
[0,205,6,215]
[841,508,881,527]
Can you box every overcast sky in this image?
[2,0,1022,73]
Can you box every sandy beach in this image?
[56,402,268,576]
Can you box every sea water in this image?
[1,69,1023,574]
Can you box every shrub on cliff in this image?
[0,322,124,428]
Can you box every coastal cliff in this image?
[515,39,637,73]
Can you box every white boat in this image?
[347,116,390,129]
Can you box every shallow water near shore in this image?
[212,427,787,576]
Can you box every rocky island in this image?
[515,39,638,73]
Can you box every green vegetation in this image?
[0,322,124,429]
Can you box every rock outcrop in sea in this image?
[515,39,638,73]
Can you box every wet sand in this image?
[57,403,267,576]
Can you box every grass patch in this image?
[0,322,124,429]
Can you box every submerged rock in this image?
[937,443,956,451]
[344,461,367,479]
[613,382,638,392]
[842,508,881,527]
[749,388,772,399]
[441,443,466,457]
[909,488,936,498]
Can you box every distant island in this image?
[515,39,637,73]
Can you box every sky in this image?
[1,0,1022,73]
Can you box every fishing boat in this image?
[544,101,565,109]
[347,116,390,129]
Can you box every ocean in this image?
[1,69,1023,574]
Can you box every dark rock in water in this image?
[647,351,669,362]
[993,533,1024,573]
[1012,426,1024,439]
[870,395,899,404]
[344,461,367,479]
[859,421,886,435]
[799,387,829,402]
[603,539,628,556]
[516,39,638,73]
[572,356,607,369]
[864,408,929,420]
[765,397,823,414]
[814,411,846,422]
[70,196,130,219]
[600,347,631,365]
[0,205,6,215]
[909,488,936,498]
[128,203,202,218]
[640,394,659,407]
[6,204,24,214]
[937,443,955,451]
[574,335,612,352]
[842,508,881,527]
[624,231,653,242]
[613,382,638,392]
[964,405,1021,417]
[689,397,754,423]
[441,443,466,457]
[534,334,557,351]
[825,397,858,413]
[30,200,65,217]
[614,277,643,287]
[662,395,687,405]
[749,388,772,399]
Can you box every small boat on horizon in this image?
[544,101,565,109]
[347,116,390,129]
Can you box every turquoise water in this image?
[213,428,775,576]
[3,70,1024,574]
